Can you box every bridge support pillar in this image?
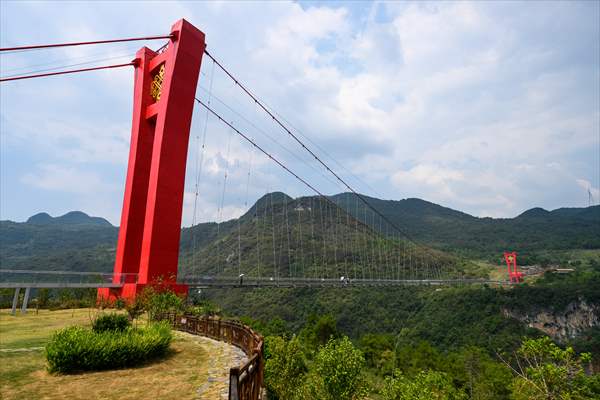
[11,288,20,316]
[21,287,31,314]
[98,19,205,303]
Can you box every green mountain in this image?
[178,193,456,281]
[1,195,597,276]
[332,193,600,262]
[1,197,598,361]
[0,212,118,272]
[26,211,113,227]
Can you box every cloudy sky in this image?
[1,1,598,225]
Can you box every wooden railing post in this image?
[229,367,240,400]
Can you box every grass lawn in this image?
[0,308,211,400]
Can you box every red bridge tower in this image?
[504,251,524,283]
[99,19,205,301]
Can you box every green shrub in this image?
[45,322,172,373]
[264,336,307,399]
[300,336,368,400]
[92,313,131,333]
[381,370,467,400]
[141,286,185,321]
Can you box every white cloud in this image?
[1,1,598,224]
[21,164,117,194]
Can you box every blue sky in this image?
[1,1,598,225]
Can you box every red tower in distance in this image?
[99,19,205,301]
[504,251,523,283]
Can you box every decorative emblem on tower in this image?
[150,64,165,101]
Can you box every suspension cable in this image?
[0,62,135,82]
[239,144,254,278]
[216,126,233,275]
[191,60,215,278]
[270,192,277,281]
[196,85,343,191]
[203,49,440,264]
[1,43,141,75]
[0,34,174,52]
[196,97,424,281]
[207,52,452,280]
[204,49,425,247]
[1,52,137,79]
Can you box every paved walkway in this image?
[174,332,248,400]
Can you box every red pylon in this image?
[504,251,523,283]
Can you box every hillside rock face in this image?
[503,299,599,341]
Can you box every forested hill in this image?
[332,193,600,262]
[1,196,598,273]
[25,211,113,227]
[0,212,118,272]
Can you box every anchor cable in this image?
[0,34,174,52]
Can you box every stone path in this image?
[174,332,248,400]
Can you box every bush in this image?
[508,337,599,400]
[301,336,368,400]
[381,370,467,400]
[140,286,185,321]
[264,336,307,399]
[46,322,172,373]
[92,313,131,333]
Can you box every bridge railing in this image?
[159,313,263,400]
[182,275,508,288]
[0,269,137,288]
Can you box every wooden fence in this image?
[160,313,263,400]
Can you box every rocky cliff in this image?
[503,298,599,342]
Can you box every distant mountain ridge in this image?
[1,212,117,273]
[331,193,599,262]
[1,195,598,273]
[25,211,113,227]
[5,198,596,227]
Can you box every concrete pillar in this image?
[11,288,20,316]
[21,287,31,314]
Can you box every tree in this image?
[445,346,511,400]
[139,285,185,321]
[264,317,289,338]
[124,295,145,323]
[381,369,467,400]
[299,314,340,353]
[37,288,50,307]
[503,337,598,400]
[301,336,368,400]
[395,341,443,376]
[359,333,394,373]
[264,336,306,400]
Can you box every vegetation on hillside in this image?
[179,193,465,280]
[332,193,600,262]
[3,193,597,278]
[260,315,598,399]
[1,196,598,397]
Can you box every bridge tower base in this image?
[98,283,189,303]
[98,19,205,302]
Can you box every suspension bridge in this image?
[0,19,517,304]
